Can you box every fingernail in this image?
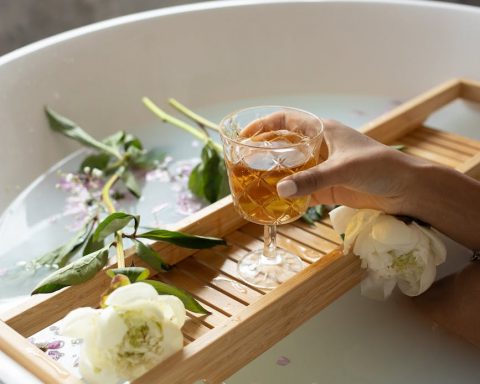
[277,180,297,197]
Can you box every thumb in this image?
[277,159,342,198]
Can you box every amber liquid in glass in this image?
[225,131,317,225]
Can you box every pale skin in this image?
[243,112,480,347]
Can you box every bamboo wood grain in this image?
[224,231,264,251]
[240,223,324,262]
[460,78,480,103]
[292,221,342,245]
[400,136,470,161]
[276,225,338,254]
[226,228,319,265]
[412,128,480,154]
[0,321,81,384]
[182,318,212,340]
[160,269,246,316]
[400,146,461,167]
[456,153,480,181]
[183,299,229,329]
[134,250,364,384]
[177,257,262,304]
[360,78,461,143]
[194,249,267,294]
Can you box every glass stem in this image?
[262,225,281,265]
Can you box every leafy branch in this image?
[30,108,227,313]
[142,98,229,203]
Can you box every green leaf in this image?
[80,153,111,172]
[301,213,315,225]
[32,247,110,294]
[122,170,141,198]
[34,222,93,268]
[136,229,226,249]
[93,212,139,243]
[315,204,324,217]
[143,279,209,314]
[391,144,406,151]
[302,205,325,225]
[188,141,230,203]
[135,240,170,272]
[132,148,166,169]
[123,134,143,151]
[83,233,104,255]
[45,107,121,159]
[103,131,126,148]
[106,267,150,283]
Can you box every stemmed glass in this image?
[219,106,324,288]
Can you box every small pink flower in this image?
[276,356,290,366]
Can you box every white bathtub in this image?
[0,1,479,383]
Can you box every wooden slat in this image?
[460,78,480,103]
[240,223,324,262]
[134,250,364,384]
[410,131,479,156]
[0,321,81,384]
[184,300,230,329]
[400,146,461,167]
[417,126,480,151]
[160,269,246,317]
[456,153,480,181]
[360,78,461,143]
[276,225,338,254]
[182,317,212,341]
[400,135,471,161]
[291,221,342,245]
[177,257,262,304]
[225,231,264,252]
[194,250,267,294]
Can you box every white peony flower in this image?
[61,282,186,384]
[329,206,446,300]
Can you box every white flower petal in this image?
[371,215,416,246]
[79,353,122,384]
[60,307,98,338]
[398,253,437,296]
[329,206,357,237]
[155,295,186,328]
[344,209,382,254]
[353,230,378,264]
[159,320,184,358]
[106,282,158,306]
[97,307,128,348]
[360,272,396,301]
[413,223,447,265]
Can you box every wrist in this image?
[398,157,443,222]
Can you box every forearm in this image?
[406,162,480,249]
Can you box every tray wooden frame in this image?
[1,78,480,384]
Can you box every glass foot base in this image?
[237,249,305,289]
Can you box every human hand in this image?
[255,116,424,215]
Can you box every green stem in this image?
[101,172,126,268]
[142,97,223,153]
[168,98,220,132]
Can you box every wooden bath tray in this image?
[1,78,480,384]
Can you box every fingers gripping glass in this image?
[219,106,324,289]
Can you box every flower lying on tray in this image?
[61,281,185,384]
[329,206,447,300]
